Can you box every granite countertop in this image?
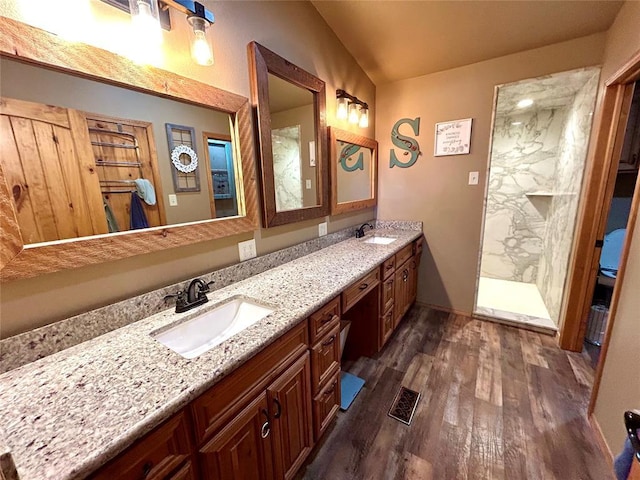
[0,228,421,480]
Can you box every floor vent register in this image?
[388,386,420,425]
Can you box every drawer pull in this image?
[325,383,337,396]
[261,409,271,438]
[142,461,153,478]
[320,313,334,324]
[386,264,393,270]
[273,398,282,419]
[359,283,369,291]
[322,335,336,347]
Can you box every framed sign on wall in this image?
[434,118,472,156]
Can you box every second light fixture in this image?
[336,89,369,128]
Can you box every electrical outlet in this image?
[318,222,327,237]
[238,239,257,261]
[168,194,178,206]
[305,179,311,189]
[468,171,479,185]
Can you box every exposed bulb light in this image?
[358,105,369,128]
[336,89,369,128]
[188,16,214,66]
[511,121,522,126]
[336,95,349,120]
[517,99,534,108]
[129,0,162,44]
[348,102,360,124]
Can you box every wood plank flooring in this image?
[298,306,612,480]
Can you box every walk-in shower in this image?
[474,67,600,333]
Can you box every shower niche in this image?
[474,67,600,333]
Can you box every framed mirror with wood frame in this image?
[329,127,378,215]
[0,16,260,283]
[247,41,329,228]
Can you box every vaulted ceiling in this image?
[311,0,624,85]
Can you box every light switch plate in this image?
[318,222,327,237]
[468,171,479,185]
[238,239,257,261]
[309,141,316,166]
[168,194,178,206]
[305,179,311,189]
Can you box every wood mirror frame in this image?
[247,41,329,228]
[329,127,378,215]
[0,16,260,283]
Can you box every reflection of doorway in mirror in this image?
[272,125,303,211]
[206,136,238,218]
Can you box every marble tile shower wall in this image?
[537,71,599,323]
[0,220,420,373]
[480,108,566,282]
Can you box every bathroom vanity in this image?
[0,228,422,480]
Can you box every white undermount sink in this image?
[152,297,275,359]
[363,236,397,245]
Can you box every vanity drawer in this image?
[382,257,396,279]
[313,370,341,441]
[414,238,423,256]
[395,244,413,268]
[381,275,395,313]
[91,411,193,480]
[342,268,380,313]
[311,324,341,394]
[309,296,340,344]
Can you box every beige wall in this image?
[0,0,375,338]
[592,0,640,457]
[376,33,606,313]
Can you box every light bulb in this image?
[348,103,359,124]
[358,107,369,128]
[189,17,214,66]
[517,98,534,108]
[336,96,349,120]
[130,0,162,45]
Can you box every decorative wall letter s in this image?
[390,117,422,168]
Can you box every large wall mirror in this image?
[329,127,377,215]
[248,41,329,227]
[0,17,259,282]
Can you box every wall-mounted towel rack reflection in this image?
[101,189,137,194]
[100,179,137,184]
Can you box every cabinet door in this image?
[268,352,314,480]
[380,307,394,348]
[393,262,410,327]
[310,324,340,394]
[198,392,275,480]
[408,254,420,305]
[381,274,395,313]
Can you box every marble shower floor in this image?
[475,277,557,334]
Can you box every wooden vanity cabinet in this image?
[90,411,196,480]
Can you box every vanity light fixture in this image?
[121,0,215,66]
[336,89,369,128]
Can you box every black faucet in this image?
[164,278,214,313]
[355,223,374,238]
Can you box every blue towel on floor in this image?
[130,192,149,230]
[615,438,636,480]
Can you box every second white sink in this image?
[363,236,397,245]
[152,297,275,359]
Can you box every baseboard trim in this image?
[418,302,471,317]
[589,412,614,468]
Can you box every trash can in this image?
[585,304,609,346]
